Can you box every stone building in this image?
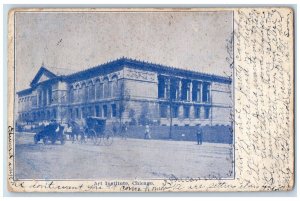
[17,57,232,126]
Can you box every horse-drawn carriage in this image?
[67,117,114,146]
[85,117,114,145]
[33,117,114,146]
[34,122,66,145]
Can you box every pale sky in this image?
[15,11,233,91]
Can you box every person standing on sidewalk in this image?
[144,124,151,139]
[196,124,203,145]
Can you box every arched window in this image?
[69,86,74,103]
[88,81,95,101]
[111,75,118,97]
[75,84,80,102]
[100,82,104,99]
[95,79,101,99]
[81,83,87,102]
[103,77,109,98]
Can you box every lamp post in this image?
[169,93,173,139]
[168,77,175,140]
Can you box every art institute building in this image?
[17,57,232,127]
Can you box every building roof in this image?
[18,57,232,95]
[49,67,77,76]
[65,57,232,84]
[30,66,57,87]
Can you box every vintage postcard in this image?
[7,8,294,192]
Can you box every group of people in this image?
[39,119,204,144]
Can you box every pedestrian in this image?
[66,123,74,143]
[144,124,151,139]
[121,122,128,140]
[196,124,203,145]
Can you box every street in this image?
[15,133,234,180]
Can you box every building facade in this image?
[17,57,232,126]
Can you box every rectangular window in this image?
[111,104,117,117]
[38,92,42,106]
[81,107,86,118]
[205,107,210,119]
[160,104,167,118]
[192,82,198,102]
[88,106,93,116]
[32,96,37,107]
[195,106,200,119]
[202,82,211,102]
[48,87,52,105]
[103,105,108,118]
[69,108,73,119]
[158,76,165,98]
[197,82,202,102]
[75,108,79,119]
[184,106,190,118]
[186,83,191,101]
[170,79,177,100]
[95,105,100,117]
[181,82,187,101]
[43,89,47,106]
[53,109,57,119]
[171,105,178,118]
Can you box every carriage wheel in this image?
[103,129,113,146]
[89,129,98,145]
[51,138,56,145]
[43,137,48,145]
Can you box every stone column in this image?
[186,81,191,101]
[199,81,202,102]
[189,81,193,102]
[37,90,39,107]
[208,83,212,103]
[178,105,184,120]
[46,88,49,105]
[102,83,104,99]
[163,77,167,99]
[190,105,195,119]
[165,77,170,99]
[44,89,47,106]
[41,89,44,106]
[178,79,182,100]
[167,105,170,119]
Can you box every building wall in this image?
[211,107,232,125]
[17,64,232,127]
[124,79,158,100]
[122,67,158,100]
[210,82,232,126]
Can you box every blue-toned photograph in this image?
[14,11,234,180]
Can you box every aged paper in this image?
[7,8,294,192]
